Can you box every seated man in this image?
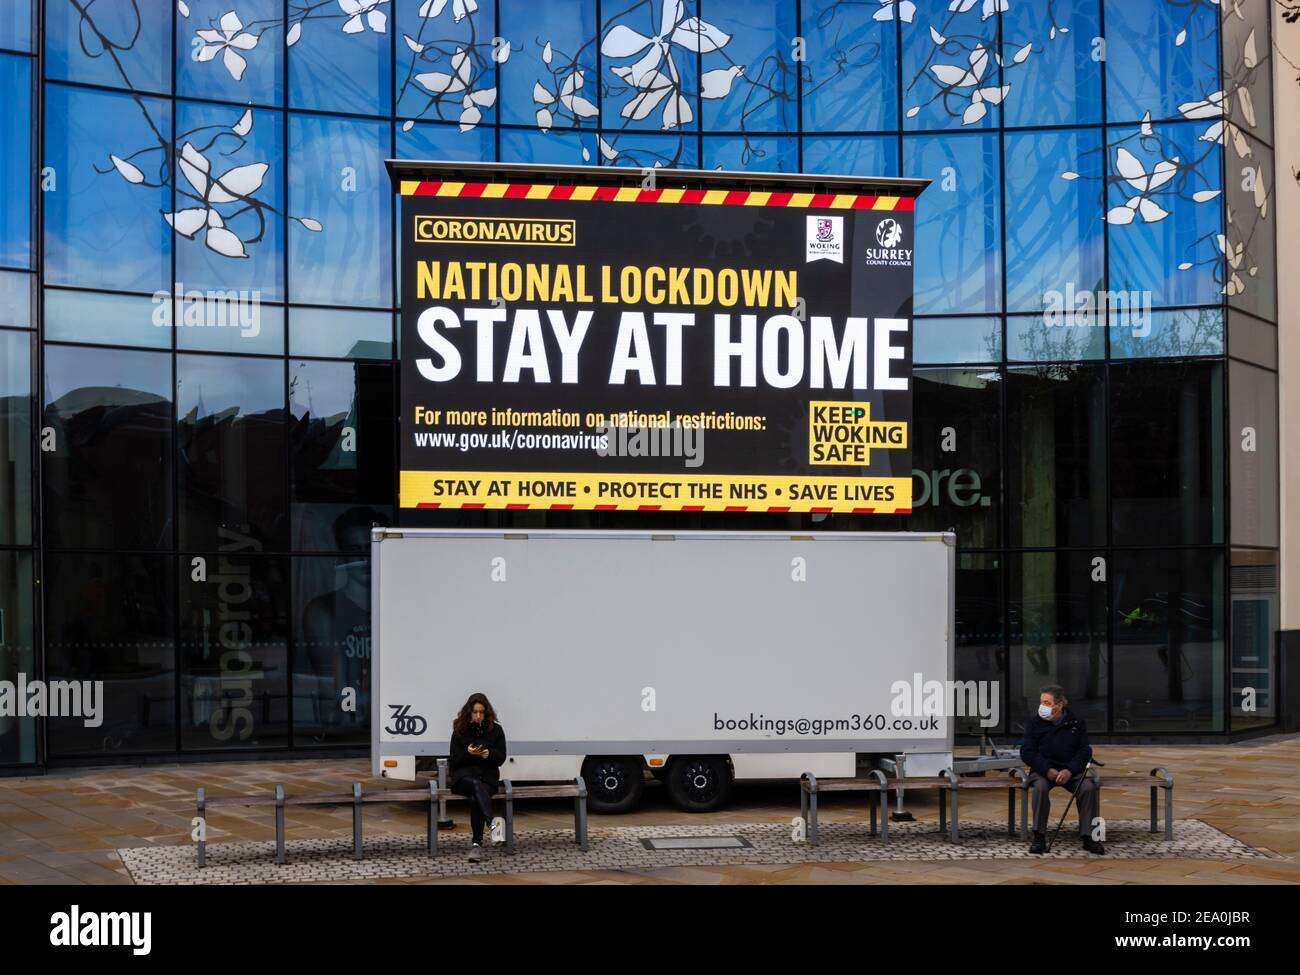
[1020,685,1105,855]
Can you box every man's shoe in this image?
[490,816,506,845]
[468,843,483,863]
[1082,837,1106,855]
[1028,832,1047,855]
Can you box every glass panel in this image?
[700,0,796,133]
[0,1,32,52]
[46,0,172,92]
[43,344,172,551]
[180,554,289,749]
[913,316,1000,365]
[600,0,699,133]
[1109,307,1223,359]
[1007,312,1104,362]
[177,0,283,107]
[44,85,173,293]
[1110,359,1224,546]
[177,301,285,356]
[1006,364,1106,548]
[397,119,496,163]
[1230,549,1277,730]
[1104,0,1220,124]
[1224,134,1275,322]
[177,354,287,551]
[800,0,898,133]
[1112,548,1224,733]
[499,0,599,129]
[955,552,1003,736]
[1105,120,1223,308]
[703,136,799,174]
[1221,0,1272,146]
[293,555,372,745]
[801,136,897,177]
[44,552,176,756]
[1227,308,1276,369]
[290,307,392,359]
[599,131,699,169]
[0,54,30,270]
[1003,128,1104,313]
[0,329,32,546]
[395,0,498,123]
[904,132,1001,314]
[1001,0,1102,127]
[44,288,171,349]
[288,114,392,307]
[1010,551,1109,732]
[909,368,1000,549]
[289,359,394,552]
[901,0,1000,130]
[0,550,35,765]
[0,270,32,327]
[174,101,285,301]
[1228,360,1278,547]
[498,127,596,166]
[288,0,391,115]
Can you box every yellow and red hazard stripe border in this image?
[398,180,914,211]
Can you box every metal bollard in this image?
[352,782,364,860]
[437,758,453,829]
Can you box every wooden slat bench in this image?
[800,769,1031,845]
[1092,767,1175,841]
[194,777,589,867]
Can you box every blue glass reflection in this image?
[700,0,796,133]
[175,101,284,300]
[289,0,392,115]
[801,135,897,177]
[499,127,597,166]
[177,0,283,106]
[1001,0,1102,127]
[1003,128,1104,312]
[800,0,898,133]
[905,131,1001,314]
[0,54,30,269]
[44,84,172,292]
[1106,120,1222,307]
[1105,0,1219,124]
[601,0,700,132]
[498,0,598,129]
[703,136,798,173]
[0,1,32,51]
[397,119,496,161]
[599,131,698,169]
[46,0,171,93]
[396,0,498,125]
[288,114,392,307]
[914,316,1001,365]
[1007,312,1104,361]
[902,2,998,131]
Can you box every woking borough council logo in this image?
[805,214,844,263]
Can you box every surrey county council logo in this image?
[875,218,904,249]
[805,214,844,263]
[865,217,912,268]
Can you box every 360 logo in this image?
[384,704,428,736]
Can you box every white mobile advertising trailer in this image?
[371,528,954,813]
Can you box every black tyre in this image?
[582,756,645,814]
[665,756,733,813]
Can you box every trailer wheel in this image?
[665,756,732,813]
[582,756,645,814]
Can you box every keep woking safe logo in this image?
[50,906,151,955]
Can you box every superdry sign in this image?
[395,169,923,514]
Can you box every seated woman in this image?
[448,692,508,861]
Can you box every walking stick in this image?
[1046,759,1102,852]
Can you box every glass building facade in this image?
[0,0,1282,768]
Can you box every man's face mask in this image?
[1038,703,1055,720]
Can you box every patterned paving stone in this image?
[118,818,1271,885]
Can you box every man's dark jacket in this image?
[1020,707,1092,778]
[448,721,508,788]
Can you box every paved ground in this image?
[3,735,1299,884]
